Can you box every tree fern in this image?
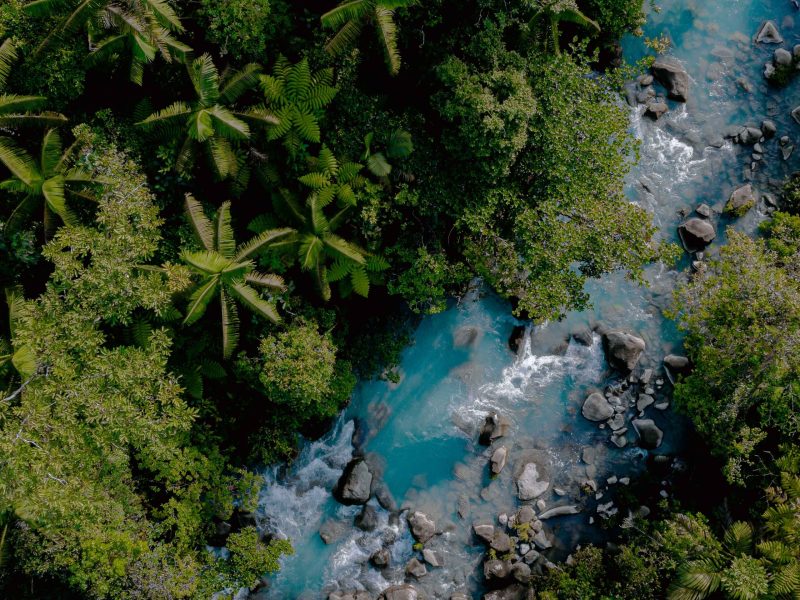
[260,56,337,155]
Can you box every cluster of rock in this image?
[756,20,800,85]
[625,59,690,120]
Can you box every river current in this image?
[253,0,800,597]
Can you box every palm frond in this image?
[42,176,76,225]
[234,227,295,261]
[321,0,371,30]
[40,129,63,177]
[181,250,230,274]
[230,281,280,323]
[324,18,364,56]
[245,271,285,291]
[207,105,249,140]
[220,289,239,359]
[219,63,261,104]
[188,53,220,107]
[323,233,366,263]
[725,522,754,556]
[183,277,218,324]
[184,193,214,251]
[0,137,39,186]
[0,39,17,88]
[215,200,235,258]
[374,5,401,75]
[205,136,238,179]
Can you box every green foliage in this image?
[321,0,415,75]
[761,211,800,260]
[582,0,646,40]
[525,0,600,55]
[670,230,800,485]
[138,54,271,179]
[436,55,537,181]
[387,246,469,314]
[181,193,294,358]
[224,527,293,590]
[258,318,355,418]
[198,0,289,62]
[781,172,800,214]
[0,128,104,233]
[260,56,337,156]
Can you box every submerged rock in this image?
[407,511,436,543]
[354,505,378,531]
[679,218,716,252]
[582,392,614,421]
[652,60,690,102]
[756,21,783,44]
[319,520,347,544]
[370,548,390,568]
[516,462,550,500]
[334,458,373,505]
[633,419,664,449]
[422,548,442,567]
[453,325,479,348]
[645,101,669,120]
[603,331,646,372]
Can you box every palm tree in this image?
[271,147,387,299]
[85,0,192,85]
[260,56,337,155]
[0,129,103,233]
[181,194,295,358]
[321,0,415,76]
[526,0,600,55]
[0,39,67,129]
[138,54,276,179]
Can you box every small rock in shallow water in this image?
[473,522,494,543]
[371,548,390,568]
[756,21,784,44]
[379,585,420,600]
[726,184,756,216]
[775,47,793,67]
[679,218,716,252]
[637,394,655,412]
[516,505,535,524]
[696,203,712,218]
[762,119,777,137]
[783,145,795,160]
[405,558,427,579]
[407,511,436,543]
[490,531,512,553]
[490,446,508,475]
[633,419,664,449]
[354,505,379,531]
[422,548,442,567]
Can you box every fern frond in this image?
[219,63,262,104]
[215,200,235,258]
[220,289,240,359]
[374,6,401,75]
[234,228,295,261]
[184,193,214,251]
[230,281,280,323]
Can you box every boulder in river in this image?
[582,392,614,421]
[319,519,347,544]
[762,119,777,138]
[511,562,532,584]
[354,505,379,531]
[756,20,783,44]
[371,548,390,568]
[633,419,664,449]
[508,325,525,354]
[516,462,550,500]
[479,412,511,445]
[379,584,422,600]
[490,446,508,475]
[538,505,580,520]
[407,511,436,543]
[678,218,716,252]
[453,326,479,348]
[484,585,526,600]
[664,354,692,383]
[473,522,495,543]
[726,184,756,216]
[652,60,690,102]
[484,559,512,581]
[644,101,669,120]
[406,557,427,579]
[490,531,513,553]
[571,327,594,346]
[422,548,442,567]
[329,591,371,600]
[603,331,646,372]
[334,458,373,505]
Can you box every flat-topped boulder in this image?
[516,462,550,500]
[652,60,690,102]
[379,584,423,600]
[679,218,716,252]
[582,392,614,421]
[603,331,646,372]
[407,511,436,543]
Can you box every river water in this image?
[255,0,800,597]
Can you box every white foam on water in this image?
[258,418,355,540]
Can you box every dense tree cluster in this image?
[0,0,752,597]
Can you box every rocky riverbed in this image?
[243,0,800,598]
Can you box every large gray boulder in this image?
[473,522,495,543]
[379,584,422,600]
[490,531,513,553]
[679,218,716,252]
[490,446,508,474]
[603,331,646,372]
[407,511,436,543]
[484,559,512,581]
[516,462,550,500]
[664,354,692,383]
[334,458,372,505]
[726,184,756,216]
[633,419,664,449]
[652,60,690,102]
[479,412,511,445]
[582,392,614,421]
[354,505,378,531]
